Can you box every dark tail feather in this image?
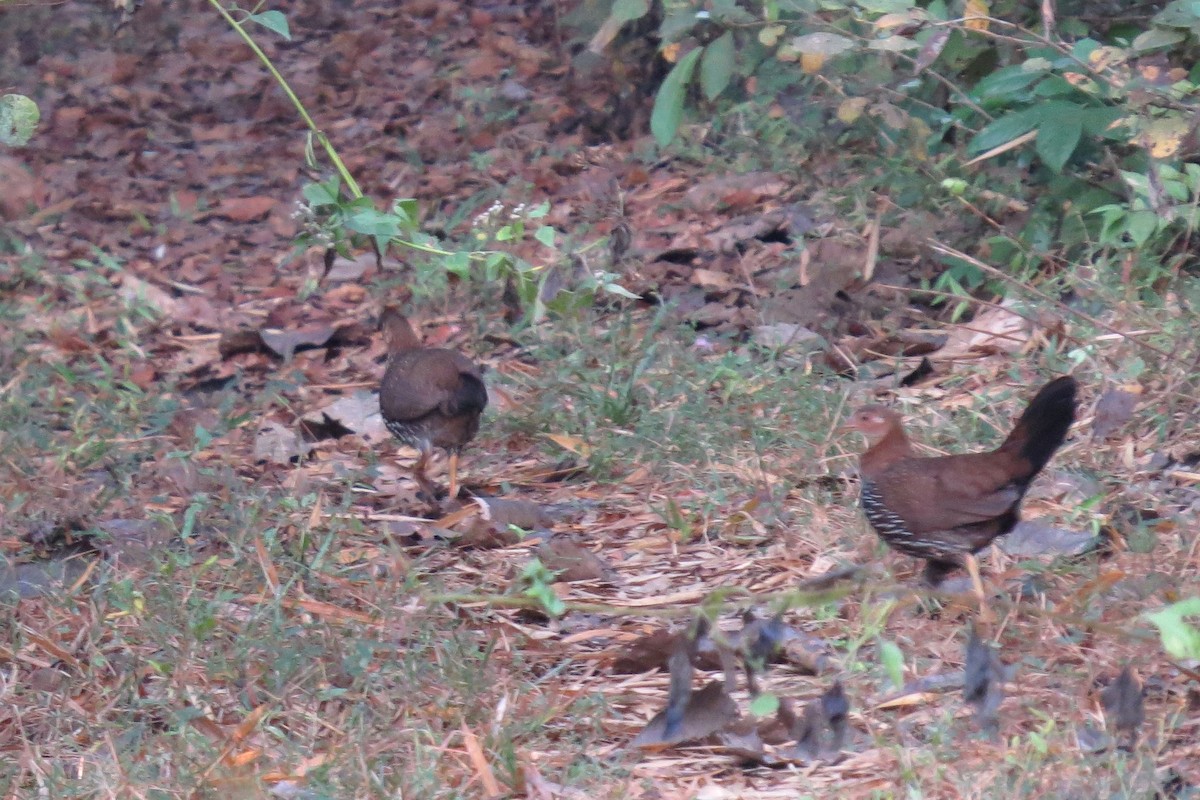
[1002,375,1078,476]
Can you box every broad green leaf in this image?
[700,32,735,101]
[527,200,550,219]
[1132,26,1186,52]
[249,10,290,40]
[392,198,419,228]
[660,6,700,42]
[534,225,556,247]
[1032,75,1078,98]
[1146,597,1200,660]
[0,94,39,146]
[973,65,1045,101]
[1125,209,1159,246]
[856,0,914,12]
[484,251,508,282]
[651,46,703,146]
[1036,115,1082,173]
[1070,38,1103,61]
[967,107,1043,154]
[345,208,401,237]
[302,179,340,207]
[443,251,471,279]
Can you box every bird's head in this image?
[380,306,422,353]
[842,404,902,446]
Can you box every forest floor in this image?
[1,1,1198,798]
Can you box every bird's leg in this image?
[964,554,994,624]
[447,449,460,500]
[411,449,443,511]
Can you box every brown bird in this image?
[844,376,1078,599]
[379,308,487,505]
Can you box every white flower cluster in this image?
[292,199,336,244]
[472,200,505,228]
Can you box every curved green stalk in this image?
[207,0,363,199]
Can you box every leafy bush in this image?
[583,0,1200,295]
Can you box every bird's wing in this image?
[875,453,1025,533]
[381,351,485,422]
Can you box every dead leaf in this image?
[631,680,739,748]
[211,195,278,222]
[253,421,312,465]
[119,274,178,318]
[304,391,390,444]
[537,535,611,582]
[999,520,1098,557]
[544,433,591,458]
[934,300,1031,360]
[690,268,734,292]
[611,629,682,674]
[259,326,336,360]
[1092,384,1141,441]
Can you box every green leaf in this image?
[651,47,703,146]
[877,637,904,688]
[1124,209,1160,246]
[527,200,550,219]
[534,225,556,248]
[700,32,735,101]
[1031,74,1078,98]
[392,198,419,227]
[302,181,339,208]
[248,10,291,40]
[1132,27,1187,52]
[603,281,641,300]
[973,65,1045,101]
[484,251,509,282]
[1145,597,1200,660]
[443,251,471,279]
[968,107,1043,154]
[1036,115,1082,173]
[856,0,914,12]
[749,693,780,717]
[0,94,40,146]
[611,0,649,23]
[1079,107,1125,137]
[345,208,401,237]
[659,6,700,43]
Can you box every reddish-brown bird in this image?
[844,376,1077,595]
[379,308,487,505]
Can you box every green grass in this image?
[2,233,1198,799]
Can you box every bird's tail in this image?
[1001,375,1078,477]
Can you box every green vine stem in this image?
[208,0,362,198]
